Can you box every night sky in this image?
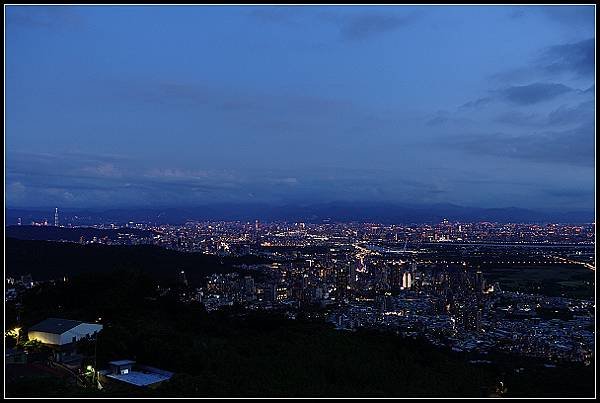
[5,5,595,212]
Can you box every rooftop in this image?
[105,370,172,387]
[29,318,83,334]
[109,360,136,366]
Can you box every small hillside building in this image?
[99,360,174,389]
[27,318,103,362]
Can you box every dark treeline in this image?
[6,237,266,285]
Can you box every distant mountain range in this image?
[5,202,594,225]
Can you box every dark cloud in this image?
[6,153,250,208]
[538,5,595,29]
[462,82,573,110]
[538,38,595,78]
[489,38,595,85]
[498,82,573,105]
[447,120,594,167]
[7,151,447,208]
[6,151,130,179]
[119,82,212,107]
[488,67,531,85]
[493,111,542,127]
[246,7,420,42]
[506,7,527,20]
[547,100,594,126]
[543,187,595,199]
[6,6,85,31]
[461,97,492,109]
[506,6,594,30]
[113,79,358,126]
[451,77,593,167]
[426,116,448,126]
[247,6,300,24]
[492,100,594,129]
[425,112,475,128]
[339,13,416,41]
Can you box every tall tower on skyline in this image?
[254,219,260,244]
[54,207,59,227]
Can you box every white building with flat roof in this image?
[28,318,102,346]
[100,360,174,388]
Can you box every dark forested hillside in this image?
[5,237,265,285]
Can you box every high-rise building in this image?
[54,208,59,227]
[376,294,388,313]
[254,219,260,244]
[263,283,277,302]
[475,270,484,293]
[177,270,188,287]
[336,266,348,301]
[402,272,412,289]
[348,261,357,286]
[389,265,402,292]
[379,266,390,291]
[242,275,256,301]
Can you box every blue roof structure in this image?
[105,370,173,387]
[109,360,136,366]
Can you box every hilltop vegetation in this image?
[5,237,265,284]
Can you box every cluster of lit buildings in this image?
[174,246,593,364]
[42,219,594,250]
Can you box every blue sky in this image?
[5,5,596,211]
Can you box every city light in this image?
[7,327,21,337]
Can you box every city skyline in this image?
[5,5,596,211]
